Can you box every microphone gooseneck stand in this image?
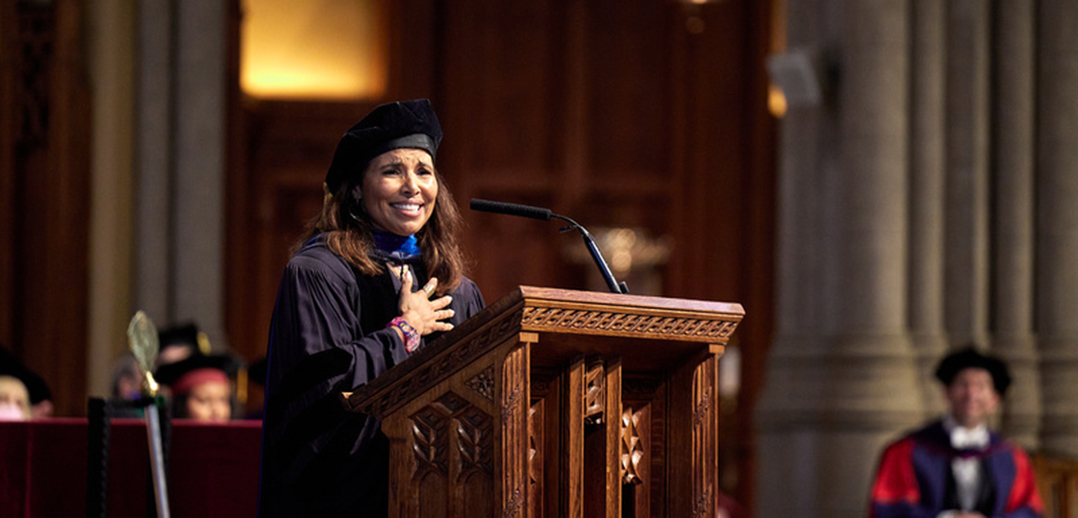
[469,198,629,295]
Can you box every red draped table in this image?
[0,418,261,517]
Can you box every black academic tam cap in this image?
[935,347,1012,396]
[155,353,240,389]
[0,346,51,404]
[158,323,199,349]
[324,99,443,192]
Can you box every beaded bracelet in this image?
[387,316,420,353]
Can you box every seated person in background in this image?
[109,352,145,400]
[155,354,239,423]
[156,322,211,368]
[868,347,1043,518]
[0,375,31,420]
[0,345,53,418]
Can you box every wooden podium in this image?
[343,286,743,518]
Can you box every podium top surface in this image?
[343,286,743,416]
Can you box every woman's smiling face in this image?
[361,148,438,236]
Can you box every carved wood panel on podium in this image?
[344,286,743,517]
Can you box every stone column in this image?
[943,0,990,348]
[135,0,174,323]
[820,1,921,515]
[1037,0,1078,456]
[757,1,922,517]
[134,1,228,345]
[86,0,135,397]
[755,0,835,514]
[907,0,948,417]
[991,0,1039,450]
[172,2,227,345]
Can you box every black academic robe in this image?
[257,236,485,517]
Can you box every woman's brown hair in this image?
[296,167,466,295]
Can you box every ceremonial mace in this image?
[127,311,172,518]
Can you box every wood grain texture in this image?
[346,287,741,517]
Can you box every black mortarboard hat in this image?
[156,322,213,366]
[155,353,240,395]
[324,99,443,192]
[158,323,199,350]
[0,345,52,404]
[935,347,1012,396]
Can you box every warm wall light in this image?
[241,0,387,100]
[767,84,787,118]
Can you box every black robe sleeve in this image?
[257,240,485,517]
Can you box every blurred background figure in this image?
[109,352,145,401]
[155,353,239,423]
[156,322,211,368]
[868,347,1043,518]
[0,375,31,421]
[0,346,53,418]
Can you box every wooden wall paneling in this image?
[0,0,17,351]
[45,0,92,418]
[384,0,438,102]
[584,0,670,180]
[228,100,376,368]
[469,1,559,172]
[7,0,91,417]
[737,0,778,513]
[439,0,573,301]
[665,2,750,304]
[465,191,585,299]
[224,0,249,369]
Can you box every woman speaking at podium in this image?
[258,99,485,517]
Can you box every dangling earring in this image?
[348,184,365,222]
[348,189,364,222]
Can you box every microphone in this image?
[469,199,552,221]
[470,198,629,294]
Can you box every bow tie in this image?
[950,426,989,450]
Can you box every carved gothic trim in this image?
[528,403,542,486]
[584,362,605,425]
[692,391,712,428]
[621,407,644,485]
[456,406,494,477]
[503,488,524,518]
[693,487,713,518]
[435,390,470,415]
[16,4,55,150]
[466,366,495,401]
[501,384,522,423]
[521,306,739,342]
[410,405,450,479]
